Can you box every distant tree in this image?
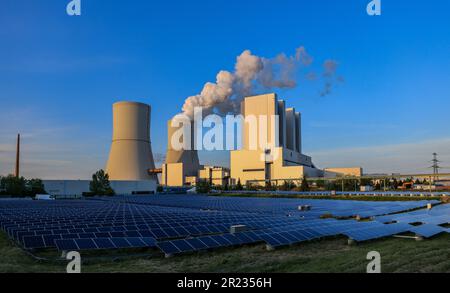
[265,181,276,191]
[223,179,229,191]
[415,179,421,185]
[281,180,296,191]
[334,179,355,191]
[235,179,243,191]
[300,176,310,192]
[196,180,211,194]
[26,179,46,196]
[0,175,27,197]
[280,180,288,191]
[0,176,46,197]
[360,178,373,187]
[375,182,381,190]
[325,180,337,191]
[246,182,257,191]
[392,178,399,189]
[315,179,325,189]
[89,169,115,196]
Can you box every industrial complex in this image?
[1,80,449,277]
[160,93,361,189]
[7,93,445,197]
[30,92,365,196]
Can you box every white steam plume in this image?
[181,46,335,117]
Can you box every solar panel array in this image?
[374,203,450,238]
[0,196,447,256]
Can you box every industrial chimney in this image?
[15,134,20,178]
[106,101,156,181]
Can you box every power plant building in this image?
[231,93,324,186]
[160,93,361,187]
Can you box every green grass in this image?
[1,231,449,273]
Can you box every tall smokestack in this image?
[15,134,20,178]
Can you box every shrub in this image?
[89,169,115,196]
[196,180,211,194]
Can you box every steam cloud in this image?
[319,59,343,97]
[181,46,341,117]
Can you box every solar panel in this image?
[234,232,253,243]
[111,238,131,248]
[344,223,412,242]
[93,238,115,249]
[125,231,141,237]
[23,235,46,249]
[172,239,195,252]
[209,235,232,246]
[55,239,78,251]
[186,238,205,249]
[43,234,62,247]
[0,195,446,256]
[126,237,146,247]
[196,236,221,248]
[221,234,242,245]
[75,238,97,250]
[410,224,446,238]
[61,233,79,239]
[157,241,180,255]
[140,237,156,247]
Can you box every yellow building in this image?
[324,167,363,177]
[230,93,323,186]
[198,166,230,186]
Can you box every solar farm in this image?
[0,195,449,259]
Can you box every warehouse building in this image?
[43,180,157,197]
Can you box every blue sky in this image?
[1,0,450,179]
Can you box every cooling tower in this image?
[106,101,156,181]
[165,118,200,177]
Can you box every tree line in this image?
[0,169,115,198]
[0,175,46,197]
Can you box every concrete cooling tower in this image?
[161,117,201,186]
[106,101,156,181]
[165,118,200,175]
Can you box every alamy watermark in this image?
[367,0,382,16]
[66,251,81,273]
[67,1,380,17]
[67,0,81,16]
[367,251,381,273]
[170,107,282,162]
